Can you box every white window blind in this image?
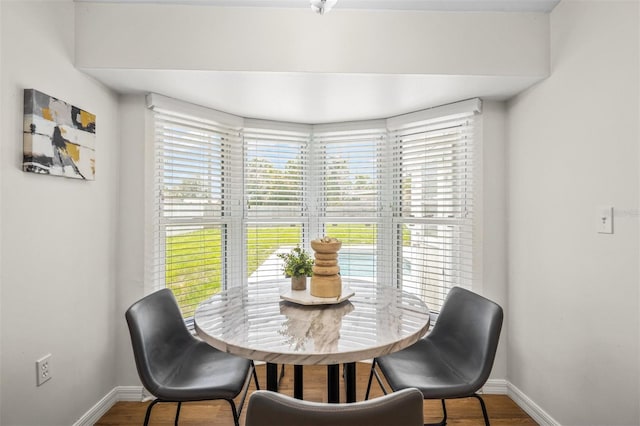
[149,95,479,317]
[323,222,379,282]
[390,109,476,312]
[312,127,386,218]
[246,222,306,284]
[150,101,242,318]
[312,125,388,282]
[244,123,311,283]
[244,125,309,218]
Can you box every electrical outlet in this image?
[36,354,52,386]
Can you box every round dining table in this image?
[194,279,430,403]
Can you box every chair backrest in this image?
[125,288,194,396]
[245,388,424,426]
[429,286,504,389]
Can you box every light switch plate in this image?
[597,205,613,234]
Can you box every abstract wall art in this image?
[23,89,96,180]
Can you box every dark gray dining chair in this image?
[245,388,424,426]
[365,286,503,426]
[125,288,260,426]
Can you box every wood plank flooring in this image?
[96,363,538,426]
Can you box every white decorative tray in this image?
[280,285,355,306]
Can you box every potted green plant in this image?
[277,246,314,290]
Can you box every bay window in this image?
[148,94,479,318]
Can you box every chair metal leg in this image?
[423,399,447,426]
[233,361,256,423]
[364,360,376,400]
[227,399,240,426]
[143,399,159,426]
[174,402,181,426]
[251,361,260,390]
[365,359,389,400]
[143,384,259,426]
[424,396,489,426]
[473,394,491,426]
[364,363,489,426]
[438,399,448,426]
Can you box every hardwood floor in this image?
[96,363,538,425]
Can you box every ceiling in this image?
[79,0,559,124]
[76,0,560,13]
[88,70,542,124]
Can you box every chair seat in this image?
[154,340,252,401]
[377,338,479,399]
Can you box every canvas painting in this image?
[23,89,96,180]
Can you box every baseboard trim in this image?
[507,382,561,426]
[76,381,562,426]
[72,386,143,426]
[119,385,146,401]
[482,378,508,394]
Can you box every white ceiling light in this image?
[310,0,337,14]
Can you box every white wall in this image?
[479,101,508,382]
[116,94,150,386]
[0,2,120,425]
[507,1,639,425]
[75,3,548,77]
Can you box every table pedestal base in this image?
[327,364,340,403]
[344,362,356,402]
[266,363,279,392]
[294,365,303,399]
[266,362,356,403]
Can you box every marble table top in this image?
[194,279,431,365]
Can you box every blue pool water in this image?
[339,251,376,277]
